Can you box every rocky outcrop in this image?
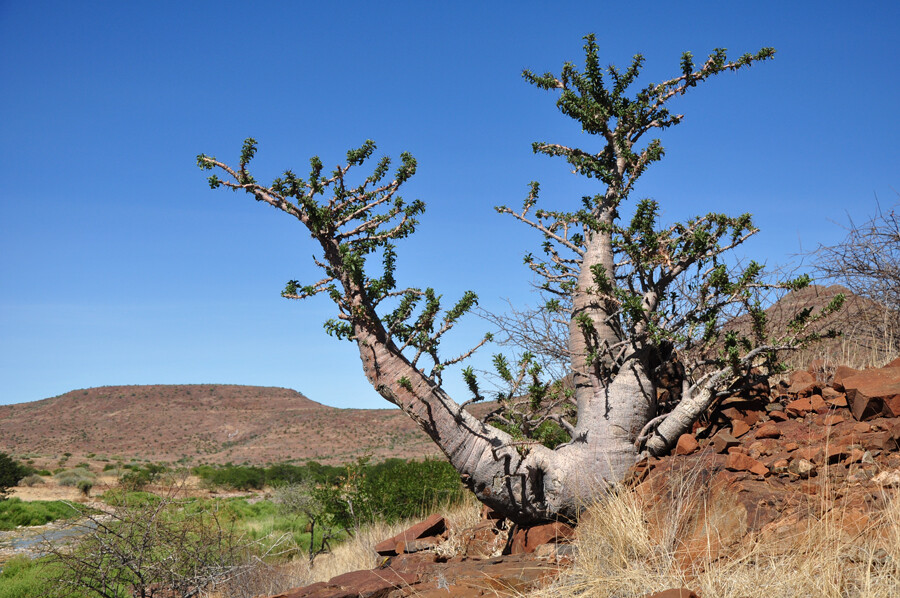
[630,356,900,571]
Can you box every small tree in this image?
[0,452,26,500]
[48,488,267,598]
[814,196,900,355]
[199,36,837,523]
[272,482,335,565]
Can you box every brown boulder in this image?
[842,366,900,420]
[833,365,864,391]
[731,420,751,438]
[785,397,813,417]
[270,568,419,598]
[725,452,768,476]
[510,521,575,554]
[374,514,446,556]
[755,424,781,439]
[675,433,700,455]
[710,430,740,454]
[789,370,815,386]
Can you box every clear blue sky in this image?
[1,1,897,407]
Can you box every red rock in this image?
[643,590,700,598]
[784,441,800,451]
[399,535,441,554]
[374,514,446,556]
[790,370,816,386]
[771,458,789,472]
[721,406,762,426]
[769,410,788,421]
[731,420,751,438]
[829,395,850,409]
[861,430,899,452]
[842,448,866,465]
[794,446,819,461]
[822,386,843,400]
[886,357,900,369]
[675,433,700,455]
[833,365,864,391]
[785,397,813,417]
[810,394,828,413]
[853,422,871,434]
[818,444,850,464]
[884,396,900,418]
[841,367,900,420]
[329,568,419,597]
[725,452,768,476]
[711,430,740,454]
[755,424,781,439]
[510,521,575,554]
[824,414,845,426]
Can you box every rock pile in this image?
[269,512,573,597]
[631,357,900,569]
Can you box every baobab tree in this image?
[198,36,837,524]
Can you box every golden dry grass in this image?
[531,477,900,598]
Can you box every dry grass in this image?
[531,475,900,598]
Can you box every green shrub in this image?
[34,469,51,476]
[0,556,86,598]
[19,474,44,487]
[193,461,343,491]
[0,452,26,498]
[118,463,166,491]
[0,498,80,530]
[53,469,95,488]
[77,480,93,497]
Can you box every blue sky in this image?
[1,1,897,408]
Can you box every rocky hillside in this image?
[0,384,455,465]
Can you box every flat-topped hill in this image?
[0,384,447,465]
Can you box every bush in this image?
[53,468,96,488]
[0,498,80,530]
[19,474,45,487]
[77,479,93,497]
[118,463,166,491]
[0,452,26,498]
[321,457,465,529]
[48,491,261,598]
[0,556,85,598]
[193,461,344,491]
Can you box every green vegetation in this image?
[0,498,80,530]
[193,460,343,491]
[0,456,465,597]
[0,452,27,499]
[0,556,88,598]
[324,457,466,528]
[118,463,166,490]
[53,467,95,488]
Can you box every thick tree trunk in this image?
[354,320,654,523]
[568,214,622,415]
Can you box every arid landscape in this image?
[0,384,493,468]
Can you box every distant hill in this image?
[0,384,466,465]
[725,284,899,370]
